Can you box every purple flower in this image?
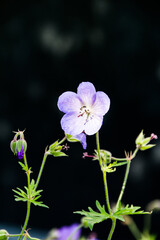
[58,223,81,240]
[16,145,24,159]
[58,82,110,136]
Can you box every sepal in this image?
[66,134,80,143]
[48,140,68,157]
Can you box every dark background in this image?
[0,0,160,239]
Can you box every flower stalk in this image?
[96,132,116,240]
[18,154,31,240]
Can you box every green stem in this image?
[107,218,116,240]
[96,132,112,214]
[18,201,31,240]
[34,152,48,191]
[8,233,40,240]
[96,132,116,240]
[18,154,31,240]
[116,160,131,210]
[115,148,139,210]
[103,171,112,215]
[58,135,67,145]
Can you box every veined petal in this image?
[77,82,96,106]
[92,91,110,116]
[84,115,103,135]
[61,112,85,136]
[57,91,82,113]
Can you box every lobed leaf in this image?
[74,201,110,230]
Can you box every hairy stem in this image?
[96,132,112,214]
[18,154,31,240]
[96,132,116,240]
[34,152,48,191]
[115,148,139,210]
[107,218,116,240]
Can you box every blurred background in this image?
[0,0,160,239]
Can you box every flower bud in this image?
[0,230,9,240]
[94,150,112,164]
[135,130,157,151]
[16,139,27,159]
[10,130,27,159]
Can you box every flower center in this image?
[78,105,94,124]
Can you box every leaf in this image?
[74,201,110,230]
[113,204,151,222]
[12,180,48,208]
[18,162,28,171]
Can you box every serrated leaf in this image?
[113,204,151,221]
[74,201,110,230]
[32,200,49,208]
[18,162,27,171]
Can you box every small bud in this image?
[94,150,112,164]
[48,141,68,157]
[10,130,27,159]
[135,130,157,151]
[0,230,9,240]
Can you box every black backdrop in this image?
[0,0,160,239]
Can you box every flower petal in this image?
[61,112,86,136]
[77,82,96,106]
[58,223,81,240]
[75,132,87,149]
[92,91,110,116]
[84,115,103,135]
[58,91,82,113]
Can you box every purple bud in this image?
[16,145,24,159]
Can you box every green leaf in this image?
[113,204,151,222]
[18,162,27,171]
[13,180,48,208]
[74,201,110,230]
